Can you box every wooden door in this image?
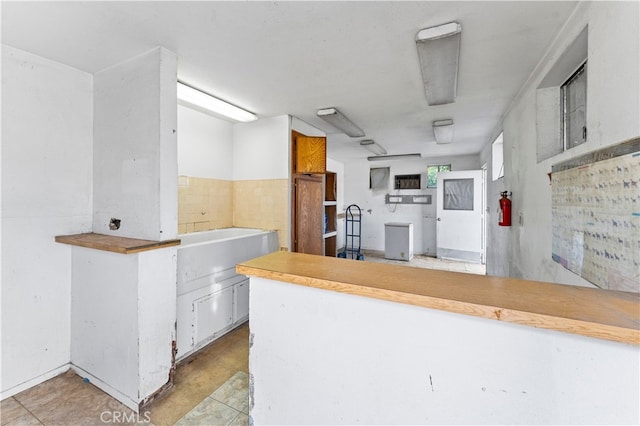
[294,174,323,255]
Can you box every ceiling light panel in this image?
[433,119,454,144]
[360,139,387,155]
[317,107,365,137]
[177,82,257,122]
[367,153,422,162]
[416,22,462,105]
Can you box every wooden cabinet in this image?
[293,174,324,255]
[294,133,326,174]
[291,130,338,257]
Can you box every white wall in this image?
[342,155,480,254]
[250,276,639,425]
[93,47,178,241]
[480,137,510,277]
[177,105,234,180]
[1,45,93,396]
[291,116,325,138]
[233,115,290,181]
[487,1,640,285]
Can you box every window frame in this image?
[491,132,504,181]
[561,60,588,151]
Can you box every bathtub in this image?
[176,228,278,359]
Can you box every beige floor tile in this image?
[1,397,42,426]
[5,323,249,426]
[174,398,239,426]
[210,371,249,413]
[363,251,486,275]
[148,324,249,426]
[13,370,139,425]
[228,412,249,426]
[213,341,250,373]
[148,366,236,426]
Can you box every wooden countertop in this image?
[55,233,180,254]
[237,251,639,345]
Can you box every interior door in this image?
[294,174,323,255]
[436,170,484,263]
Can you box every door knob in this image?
[437,218,441,221]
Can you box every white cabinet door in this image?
[233,279,250,323]
[193,287,234,346]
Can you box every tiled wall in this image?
[178,176,233,234]
[233,179,289,250]
[178,176,289,250]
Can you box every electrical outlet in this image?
[109,218,121,230]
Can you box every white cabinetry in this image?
[175,230,278,360]
[233,279,250,323]
[177,274,248,358]
[194,286,234,344]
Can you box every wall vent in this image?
[394,174,421,190]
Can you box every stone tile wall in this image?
[178,176,233,234]
[233,179,288,250]
[178,176,288,250]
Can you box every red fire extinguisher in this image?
[498,191,512,226]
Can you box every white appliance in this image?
[384,222,414,261]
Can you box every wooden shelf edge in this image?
[55,233,180,254]
[237,252,640,346]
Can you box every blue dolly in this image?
[338,204,364,260]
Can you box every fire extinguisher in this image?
[498,191,512,226]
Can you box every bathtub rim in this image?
[177,227,277,248]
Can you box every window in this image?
[535,27,587,162]
[426,164,451,187]
[491,132,504,181]
[562,62,587,150]
[443,178,474,210]
[394,174,421,190]
[369,167,389,190]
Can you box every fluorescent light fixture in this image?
[317,107,365,137]
[360,139,387,155]
[416,22,462,105]
[367,153,422,162]
[177,82,257,122]
[433,119,454,144]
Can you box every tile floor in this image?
[0,324,250,426]
[363,250,487,275]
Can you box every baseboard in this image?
[70,365,139,413]
[361,249,384,257]
[0,363,70,400]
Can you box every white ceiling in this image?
[2,1,578,163]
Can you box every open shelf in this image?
[323,171,338,256]
[324,205,337,234]
[325,172,337,202]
